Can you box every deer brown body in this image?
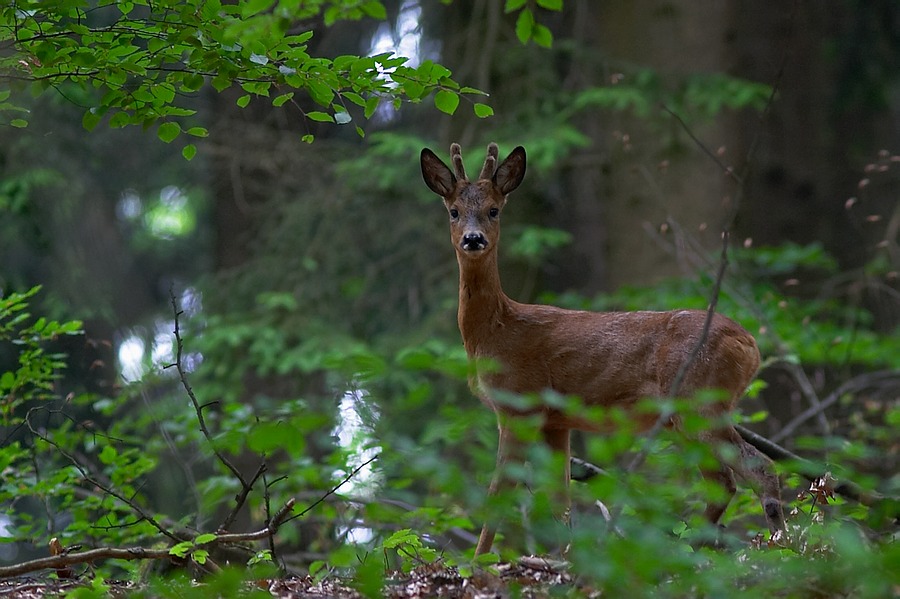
[420,142,785,555]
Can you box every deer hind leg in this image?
[475,418,522,556]
[705,426,785,535]
[732,432,786,534]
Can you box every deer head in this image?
[421,143,527,259]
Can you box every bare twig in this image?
[604,15,795,531]
[642,218,837,439]
[0,499,297,579]
[24,407,179,543]
[736,425,895,511]
[135,380,206,528]
[671,231,732,399]
[622,230,732,481]
[220,463,267,532]
[770,370,900,443]
[166,291,265,531]
[662,105,740,184]
[775,360,833,437]
[0,546,173,579]
[651,1,792,424]
[288,454,379,522]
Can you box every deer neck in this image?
[456,249,512,353]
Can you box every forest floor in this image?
[0,557,591,598]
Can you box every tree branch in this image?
[770,370,900,443]
[0,499,296,579]
[24,407,179,543]
[288,454,379,522]
[166,291,265,531]
[736,424,897,512]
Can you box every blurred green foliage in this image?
[0,0,489,143]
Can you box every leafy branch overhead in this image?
[0,0,491,150]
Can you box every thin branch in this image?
[623,231,732,480]
[606,11,795,530]
[166,291,264,530]
[736,425,895,511]
[0,546,172,579]
[288,454,380,522]
[770,370,900,443]
[24,408,179,543]
[220,463,267,532]
[773,360,832,437]
[0,499,296,579]
[671,231,731,399]
[662,105,740,184]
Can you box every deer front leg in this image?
[540,425,572,523]
[540,425,572,555]
[475,417,521,556]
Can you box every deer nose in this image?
[461,232,488,251]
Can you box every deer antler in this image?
[478,142,499,180]
[450,143,467,181]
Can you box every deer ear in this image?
[493,146,526,195]
[421,148,457,197]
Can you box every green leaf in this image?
[157,122,181,143]
[202,0,223,20]
[342,92,366,107]
[241,0,274,17]
[364,96,380,119]
[211,73,232,92]
[301,134,314,143]
[0,371,15,391]
[537,0,563,10]
[307,80,335,107]
[10,119,28,128]
[399,79,425,101]
[434,90,460,115]
[182,144,197,161]
[194,533,217,545]
[236,95,251,108]
[505,0,527,12]
[186,127,208,137]
[532,23,553,48]
[473,103,494,118]
[382,528,418,549]
[515,8,535,44]
[360,1,387,19]
[272,92,294,107]
[306,111,334,122]
[170,541,193,558]
[181,73,205,92]
[248,420,305,454]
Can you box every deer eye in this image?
[488,207,499,218]
[449,208,459,219]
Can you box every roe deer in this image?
[420,142,786,555]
